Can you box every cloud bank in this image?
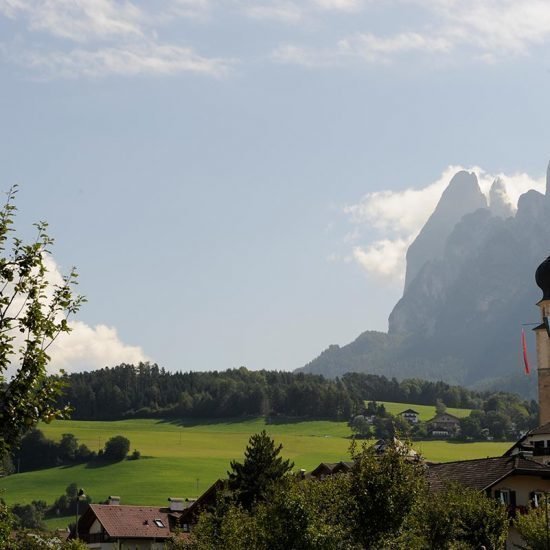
[5,255,149,377]
[0,0,234,78]
[344,165,545,284]
[5,0,550,77]
[48,320,149,373]
[272,0,550,67]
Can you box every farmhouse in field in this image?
[73,496,189,549]
[398,408,420,424]
[426,412,461,437]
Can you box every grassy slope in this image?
[2,407,509,515]
[378,401,472,421]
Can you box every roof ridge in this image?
[430,456,504,466]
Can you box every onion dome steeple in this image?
[536,256,550,301]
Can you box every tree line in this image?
[6,431,138,474]
[55,363,537,425]
[57,364,359,420]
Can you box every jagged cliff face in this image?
[299,165,550,395]
[404,171,487,291]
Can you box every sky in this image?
[1,0,550,374]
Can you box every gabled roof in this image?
[399,409,420,415]
[427,455,550,492]
[427,412,461,423]
[310,461,353,477]
[179,480,225,524]
[503,422,550,456]
[79,504,177,539]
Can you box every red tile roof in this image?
[85,504,175,539]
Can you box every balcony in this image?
[533,447,550,456]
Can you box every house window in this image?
[154,519,165,528]
[499,489,510,505]
[532,492,544,507]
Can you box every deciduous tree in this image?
[103,435,130,461]
[0,186,84,454]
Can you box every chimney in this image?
[108,496,120,505]
[168,497,184,512]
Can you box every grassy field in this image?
[378,401,472,421]
[1,411,511,516]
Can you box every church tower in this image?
[535,257,550,425]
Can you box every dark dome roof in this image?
[536,256,550,300]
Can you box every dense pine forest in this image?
[54,363,536,422]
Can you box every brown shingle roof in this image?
[503,422,550,456]
[85,504,175,539]
[526,422,550,436]
[427,455,550,492]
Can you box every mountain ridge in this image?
[297,165,550,397]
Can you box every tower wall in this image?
[536,300,550,425]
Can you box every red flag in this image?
[522,328,531,375]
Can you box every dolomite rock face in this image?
[404,171,487,291]
[299,164,550,395]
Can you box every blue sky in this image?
[1,0,550,373]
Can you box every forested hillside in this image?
[54,363,535,422]
[57,364,358,420]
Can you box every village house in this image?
[398,408,420,424]
[177,480,225,532]
[73,496,188,549]
[426,411,461,437]
[427,454,550,548]
[504,422,550,465]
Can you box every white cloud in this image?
[2,255,149,377]
[271,44,334,66]
[243,2,302,23]
[168,0,211,19]
[337,32,451,62]
[344,165,461,234]
[272,0,550,67]
[312,0,363,12]
[476,169,545,207]
[48,321,149,373]
[0,0,143,43]
[17,41,234,78]
[342,165,545,282]
[432,0,550,56]
[0,0,235,78]
[352,239,411,283]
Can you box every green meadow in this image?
[1,404,509,516]
[378,401,472,421]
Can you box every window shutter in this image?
[510,491,517,508]
[494,489,501,501]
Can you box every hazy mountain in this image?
[404,170,487,290]
[298,167,550,396]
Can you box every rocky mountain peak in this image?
[489,178,514,218]
[404,170,487,290]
